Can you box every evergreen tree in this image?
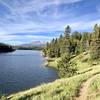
[71,31,82,54]
[72,31,82,41]
[64,25,71,38]
[57,53,77,78]
[93,24,98,39]
[62,25,71,54]
[43,24,100,60]
[79,32,89,53]
[90,24,100,59]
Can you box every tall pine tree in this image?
[90,24,100,59]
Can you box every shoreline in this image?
[41,51,59,69]
[44,57,60,70]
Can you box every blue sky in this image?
[0,0,100,45]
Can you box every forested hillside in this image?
[43,24,100,77]
[0,43,15,53]
[43,24,100,59]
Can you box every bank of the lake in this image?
[0,50,58,95]
[44,57,60,69]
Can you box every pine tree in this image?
[57,53,77,78]
[90,24,100,59]
[62,25,71,54]
[71,31,82,54]
[64,25,71,39]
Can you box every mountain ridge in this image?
[20,41,46,47]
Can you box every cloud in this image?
[96,4,100,13]
[0,0,100,45]
[0,34,54,45]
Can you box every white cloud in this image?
[0,0,83,34]
[70,19,100,31]
[0,0,100,45]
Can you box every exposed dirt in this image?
[76,74,99,100]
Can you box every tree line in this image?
[0,43,15,53]
[43,24,100,77]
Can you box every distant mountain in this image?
[14,41,46,50]
[20,41,46,47]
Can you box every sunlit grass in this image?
[87,74,100,100]
[45,57,60,69]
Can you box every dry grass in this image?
[87,74,100,100]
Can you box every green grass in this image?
[45,57,61,69]
[87,74,100,100]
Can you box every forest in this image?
[43,24,100,77]
[0,43,15,53]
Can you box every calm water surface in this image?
[0,50,58,94]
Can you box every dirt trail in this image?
[76,74,99,100]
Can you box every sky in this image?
[0,0,100,45]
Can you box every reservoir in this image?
[0,50,58,94]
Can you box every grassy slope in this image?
[45,52,92,71]
[8,53,100,100]
[87,74,100,100]
[44,57,60,69]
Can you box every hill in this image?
[14,41,46,50]
[0,43,15,53]
[20,41,46,47]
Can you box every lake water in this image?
[0,50,58,94]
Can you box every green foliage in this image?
[43,25,94,58]
[57,53,77,78]
[0,43,15,52]
[0,93,7,100]
[1,96,7,100]
[43,24,100,76]
[90,39,100,59]
[93,24,99,39]
[79,41,85,53]
[64,25,71,38]
[43,25,72,58]
[90,24,100,59]
[72,31,82,41]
